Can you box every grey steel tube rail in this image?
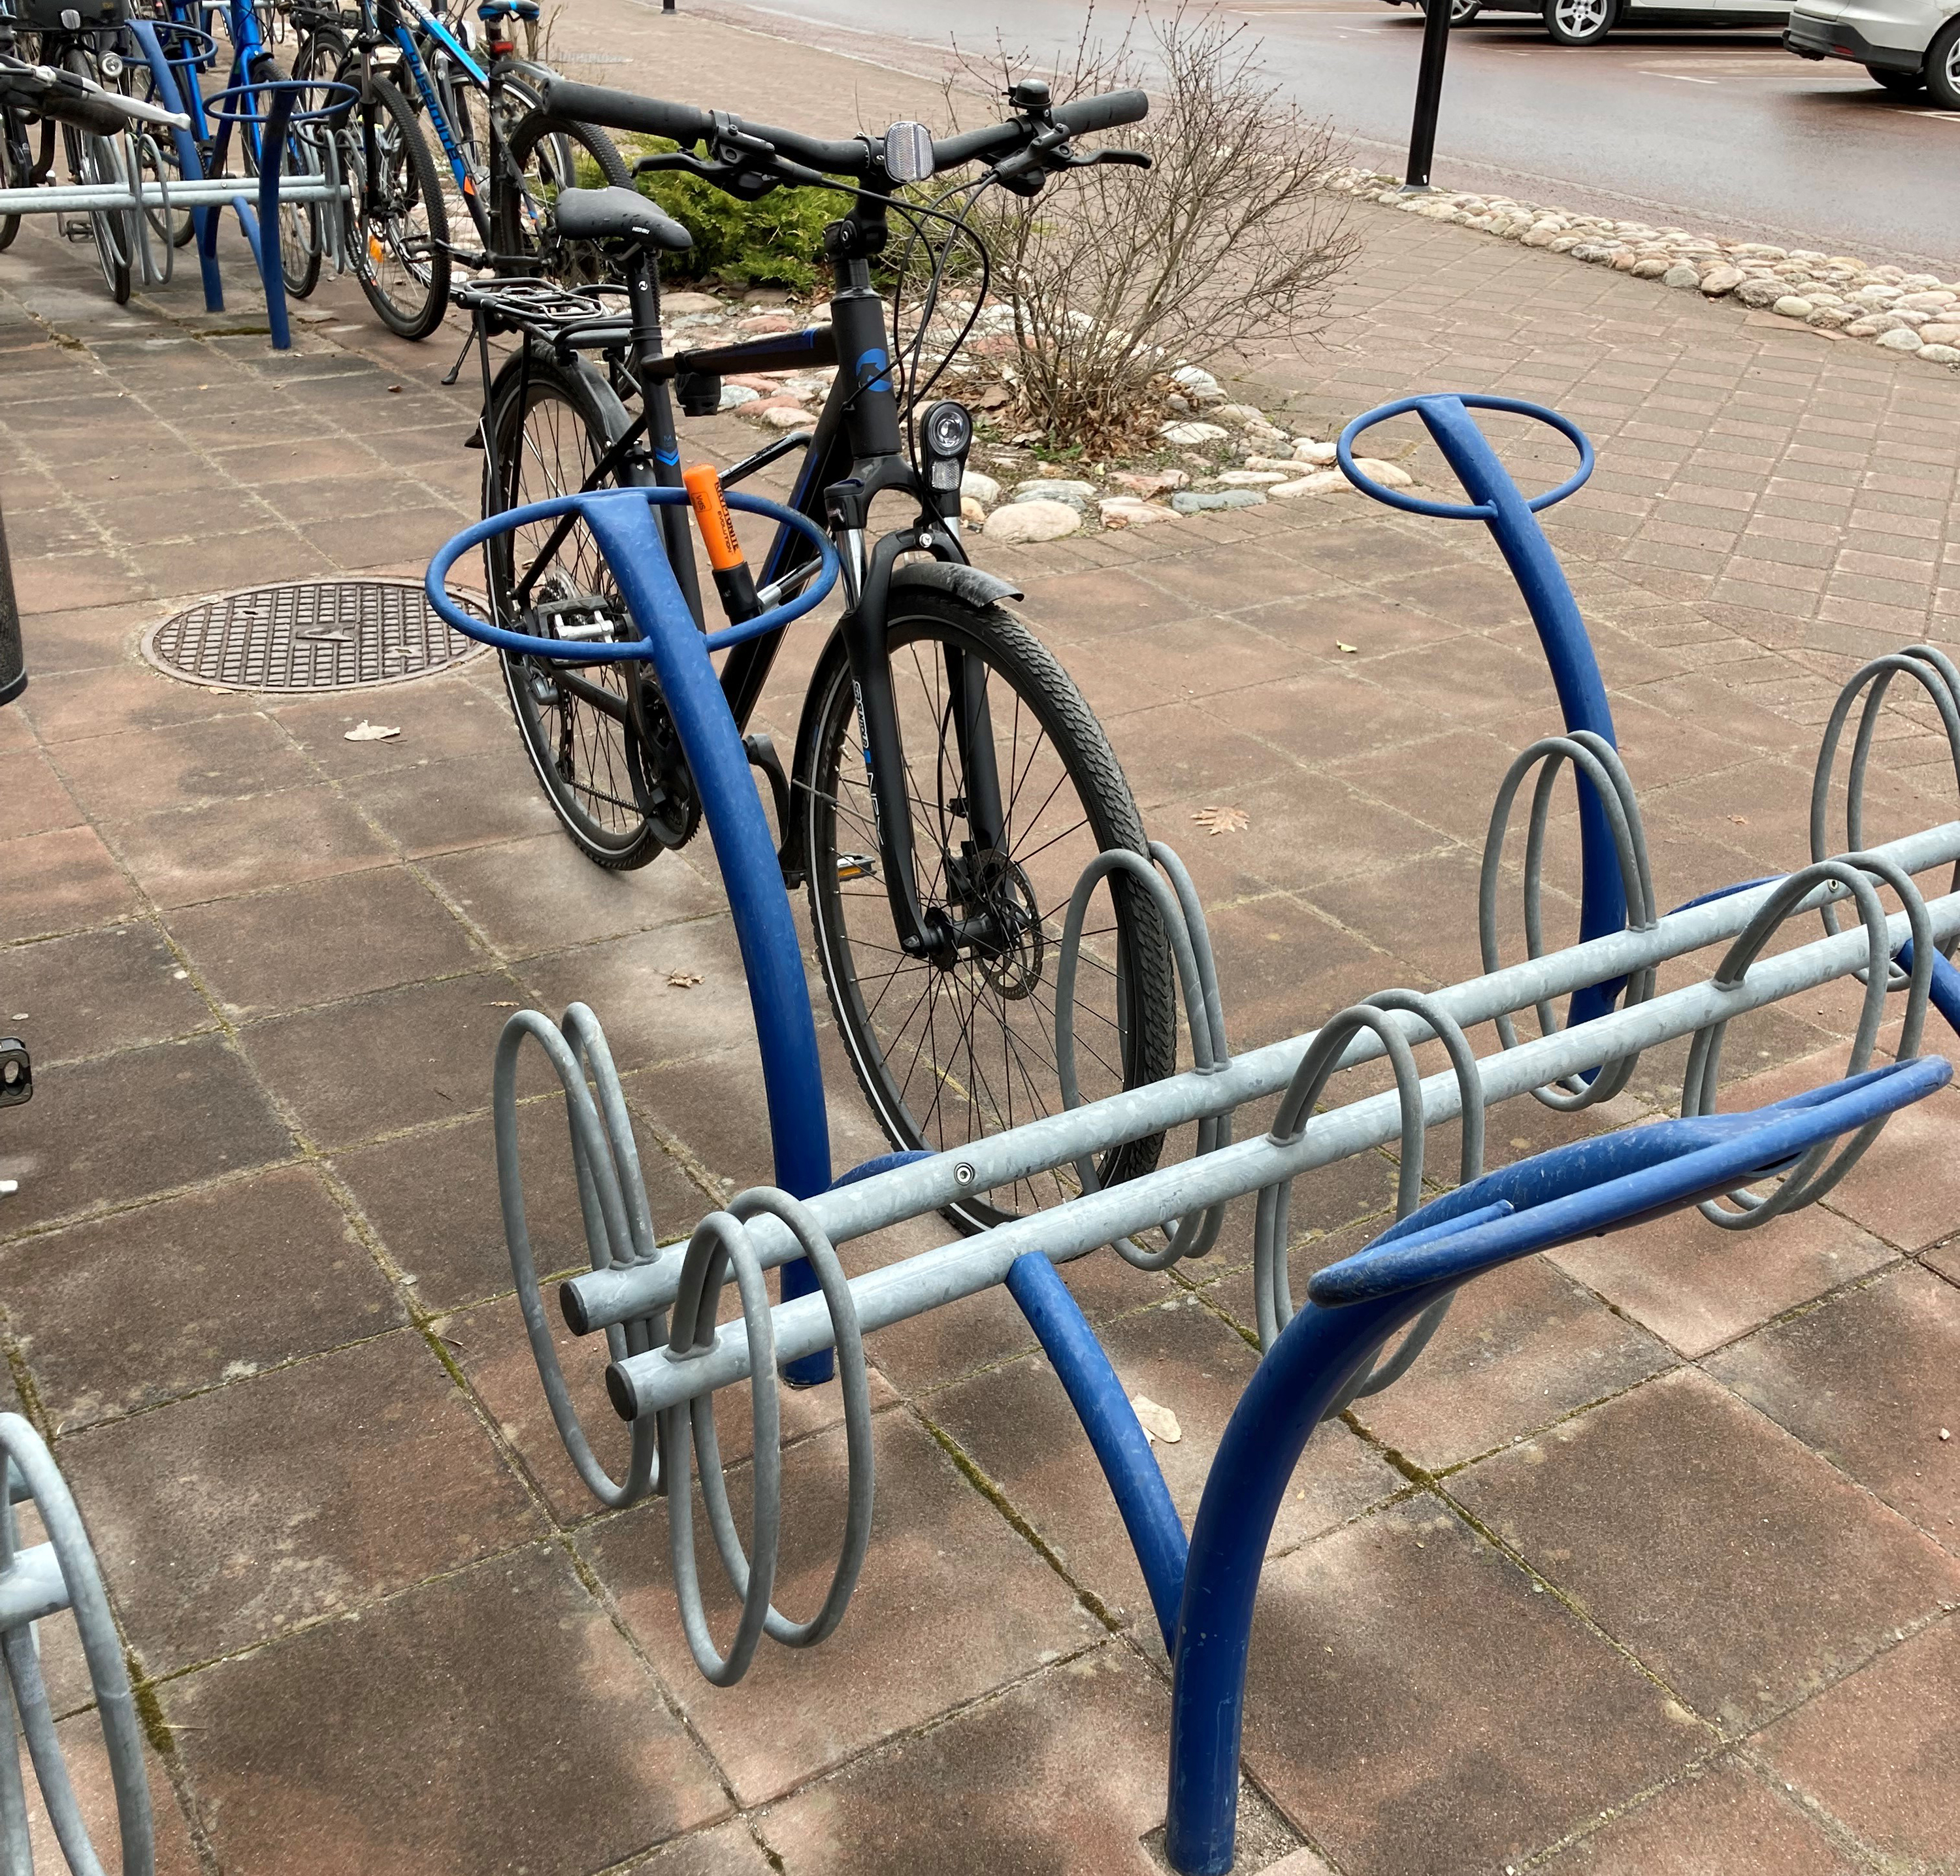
[602,864,1960,1419]
[0,178,348,212]
[564,816,1960,1342]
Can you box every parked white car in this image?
[1380,0,1790,48]
[1786,0,1960,104]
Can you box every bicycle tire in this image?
[61,52,132,304]
[491,94,630,282]
[482,345,670,871]
[802,589,1177,1232]
[0,102,29,252]
[350,73,449,339]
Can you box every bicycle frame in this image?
[381,0,487,227]
[478,191,1005,963]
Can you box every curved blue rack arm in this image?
[1161,1053,1948,1873]
[1002,1054,1951,1873]
[1339,394,1625,1029]
[429,487,843,1381]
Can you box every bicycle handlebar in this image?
[0,54,192,132]
[533,76,1147,182]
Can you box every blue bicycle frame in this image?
[372,0,492,225]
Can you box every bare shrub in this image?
[941,4,1358,453]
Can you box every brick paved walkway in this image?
[1,7,1957,1873]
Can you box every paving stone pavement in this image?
[1,7,1958,1873]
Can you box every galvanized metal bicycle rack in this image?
[0,1415,153,1875]
[427,397,1960,1872]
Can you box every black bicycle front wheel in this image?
[802,587,1177,1230]
[482,347,672,871]
[350,74,449,339]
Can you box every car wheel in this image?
[1544,0,1615,44]
[1926,18,1960,109]
[1417,0,1484,22]
[1866,63,1924,94]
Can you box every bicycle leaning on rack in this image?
[454,76,1182,1228]
[283,0,627,337]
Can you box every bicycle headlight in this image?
[918,400,973,520]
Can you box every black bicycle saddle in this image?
[552,186,693,252]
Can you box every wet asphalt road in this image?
[712,0,1956,272]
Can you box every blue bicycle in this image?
[285,0,627,337]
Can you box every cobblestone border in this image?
[1318,167,1960,370]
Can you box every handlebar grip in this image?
[1053,88,1149,136]
[535,76,713,144]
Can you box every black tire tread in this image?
[804,587,1177,1232]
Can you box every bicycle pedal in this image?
[834,854,877,882]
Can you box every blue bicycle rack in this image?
[457,395,1960,1871]
[427,485,845,1381]
[1340,394,1625,1030]
[116,10,353,348]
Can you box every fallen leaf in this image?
[667,970,704,989]
[386,384,403,393]
[1191,806,1249,836]
[344,721,400,742]
[1336,641,1358,654]
[1730,815,1748,825]
[1131,1394,1182,1445]
[485,1000,518,1008]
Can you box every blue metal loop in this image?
[1337,392,1595,520]
[202,78,359,126]
[425,487,840,659]
[145,18,218,62]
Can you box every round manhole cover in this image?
[142,580,489,693]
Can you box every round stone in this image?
[1661,264,1702,290]
[1875,327,1924,352]
[1098,497,1181,527]
[1699,265,1744,297]
[1772,297,1814,320]
[1631,258,1671,280]
[982,499,1082,543]
[1011,478,1098,508]
[1215,469,1288,486]
[1270,471,1348,499]
[1918,344,1960,365]
[961,470,1002,507]
[1158,421,1230,447]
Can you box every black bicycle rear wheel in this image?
[482,347,672,870]
[491,93,631,281]
[802,588,1177,1230]
[349,74,449,339]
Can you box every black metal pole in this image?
[0,490,25,710]
[1404,0,1453,191]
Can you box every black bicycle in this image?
[459,76,1179,1228]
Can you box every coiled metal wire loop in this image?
[1055,844,1231,1269]
[0,1415,153,1876]
[1682,854,1932,1229]
[661,1189,874,1687]
[1254,991,1485,1419]
[495,1005,661,1508]
[1812,645,1960,981]
[1479,731,1658,1109]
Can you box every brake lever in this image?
[1066,148,1151,171]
